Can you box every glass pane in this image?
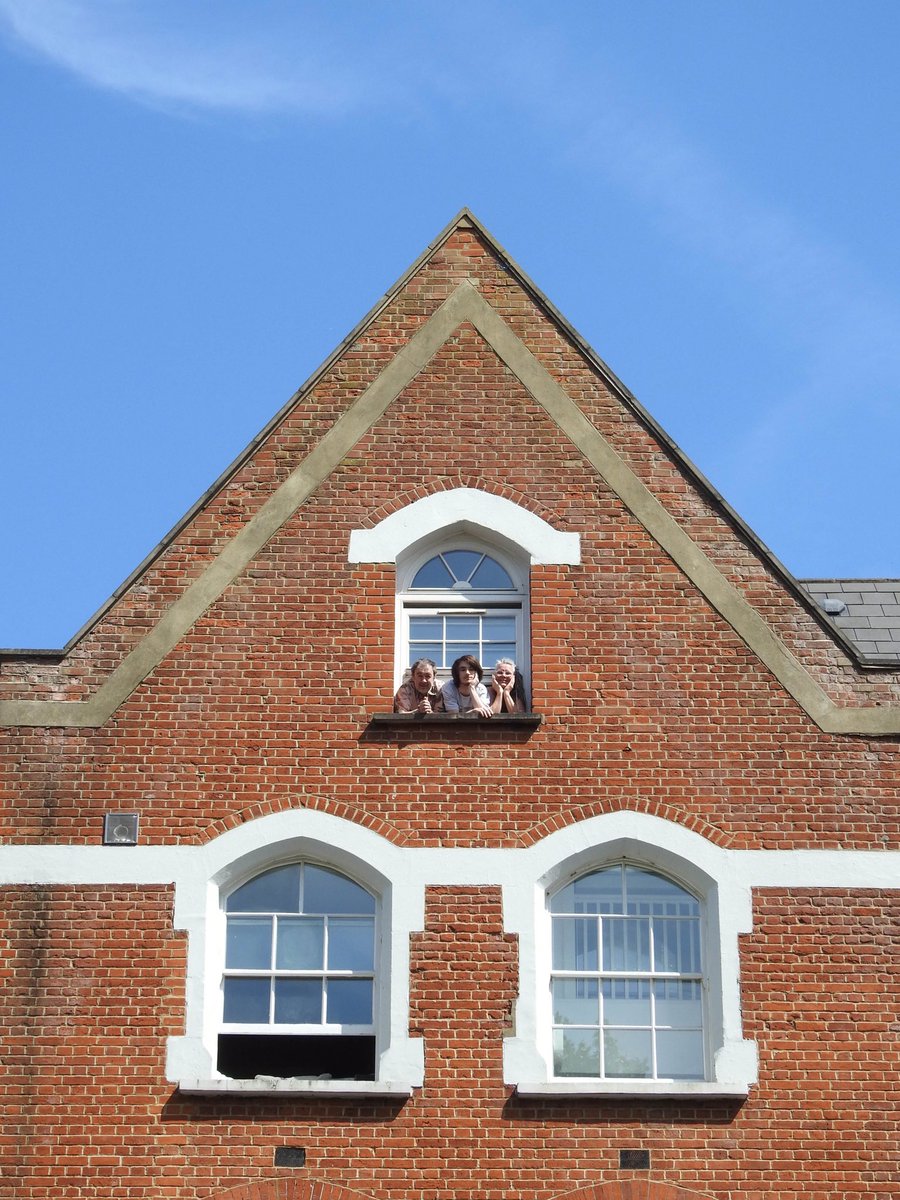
[653,917,701,973]
[656,1029,704,1079]
[551,867,623,915]
[470,557,514,589]
[328,917,375,971]
[274,978,322,1024]
[625,866,698,916]
[226,864,301,913]
[304,865,375,914]
[481,615,516,639]
[443,550,482,582]
[411,557,454,588]
[226,917,272,969]
[445,616,480,641]
[223,977,270,1024]
[602,977,651,1026]
[603,917,651,972]
[447,643,479,661]
[408,617,442,640]
[276,917,324,969]
[552,978,599,1025]
[654,980,703,1028]
[603,1029,652,1078]
[327,978,374,1024]
[486,643,517,664]
[552,917,598,971]
[553,1027,600,1077]
[408,641,443,664]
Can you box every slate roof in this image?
[801,580,900,662]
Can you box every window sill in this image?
[178,1077,414,1098]
[369,713,542,731]
[515,1080,749,1100]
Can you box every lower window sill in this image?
[369,713,542,730]
[515,1080,749,1100]
[178,1077,413,1098]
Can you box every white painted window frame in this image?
[503,812,758,1099]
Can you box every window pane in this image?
[327,978,373,1024]
[625,867,698,917]
[552,917,598,971]
[411,557,454,588]
[408,617,442,640]
[656,1029,704,1079]
[274,978,322,1024]
[551,867,623,915]
[481,615,517,639]
[445,616,480,641]
[276,917,324,969]
[328,917,375,971]
[602,977,651,1026]
[603,1029,652,1078]
[654,980,703,1027]
[470,557,513,589]
[553,1027,600,1077]
[603,917,651,972]
[486,643,517,664]
[552,978,599,1025]
[226,864,301,913]
[304,865,375,914]
[442,550,482,581]
[226,917,272,969]
[653,917,701,974]
[223,977,270,1023]
[409,641,443,665]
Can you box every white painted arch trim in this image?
[348,488,581,565]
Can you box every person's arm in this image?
[441,682,460,712]
[393,682,414,713]
[469,681,493,717]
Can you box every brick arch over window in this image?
[550,1182,717,1200]
[213,1179,378,1200]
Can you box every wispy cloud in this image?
[0,0,388,115]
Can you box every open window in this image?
[396,539,529,691]
[218,861,377,1081]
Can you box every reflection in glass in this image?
[604,1029,652,1078]
[226,917,272,969]
[276,917,324,970]
[552,978,599,1025]
[223,977,270,1024]
[328,978,374,1024]
[553,1027,600,1077]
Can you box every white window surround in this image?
[347,488,581,566]
[167,809,425,1097]
[166,807,756,1099]
[504,812,758,1098]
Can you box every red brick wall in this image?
[1,227,898,1197]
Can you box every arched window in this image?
[549,864,704,1081]
[397,540,529,687]
[219,862,378,1081]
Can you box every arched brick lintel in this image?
[550,1182,719,1200]
[212,1179,378,1200]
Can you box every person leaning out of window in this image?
[441,654,493,717]
[393,658,445,715]
[488,657,528,713]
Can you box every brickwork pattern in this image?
[1,226,899,1197]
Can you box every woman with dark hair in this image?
[488,658,528,714]
[441,654,492,717]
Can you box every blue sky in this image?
[2,0,899,648]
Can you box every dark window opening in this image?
[217,1033,376,1081]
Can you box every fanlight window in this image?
[401,548,527,678]
[219,862,377,1081]
[550,865,704,1081]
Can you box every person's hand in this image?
[417,696,433,714]
[473,701,493,717]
